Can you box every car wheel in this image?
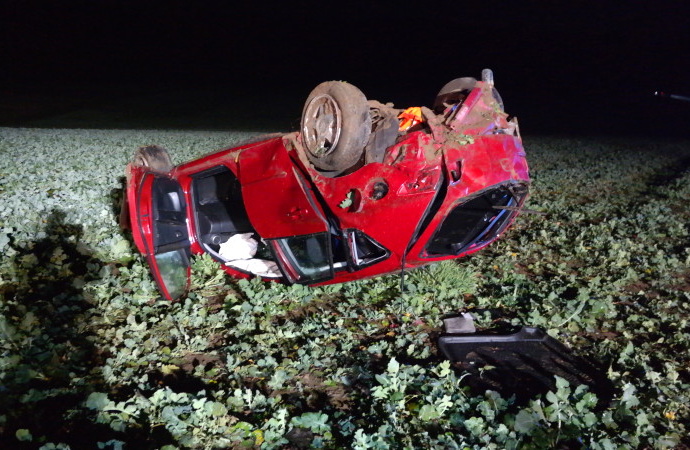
[301,81,372,176]
[132,145,173,174]
[433,77,477,113]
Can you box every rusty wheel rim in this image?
[302,94,342,158]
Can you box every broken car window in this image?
[346,229,388,268]
[154,249,189,300]
[273,232,333,283]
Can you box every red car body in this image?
[125,73,529,300]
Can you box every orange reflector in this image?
[398,106,424,131]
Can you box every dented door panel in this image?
[239,138,329,239]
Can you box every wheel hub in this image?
[302,94,342,158]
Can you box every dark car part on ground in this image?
[438,323,614,405]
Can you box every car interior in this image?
[190,165,278,273]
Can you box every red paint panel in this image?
[294,131,443,262]
[238,138,328,239]
[406,134,529,262]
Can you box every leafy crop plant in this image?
[1,128,689,448]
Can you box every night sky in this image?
[2,1,690,136]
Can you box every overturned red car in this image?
[123,69,529,300]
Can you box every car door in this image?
[134,172,191,300]
[237,138,335,284]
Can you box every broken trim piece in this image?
[438,326,614,404]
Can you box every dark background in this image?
[2,0,690,135]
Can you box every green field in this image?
[1,128,689,448]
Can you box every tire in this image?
[301,81,371,175]
[433,77,477,113]
[132,145,173,174]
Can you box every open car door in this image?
[133,173,191,300]
[238,138,335,285]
